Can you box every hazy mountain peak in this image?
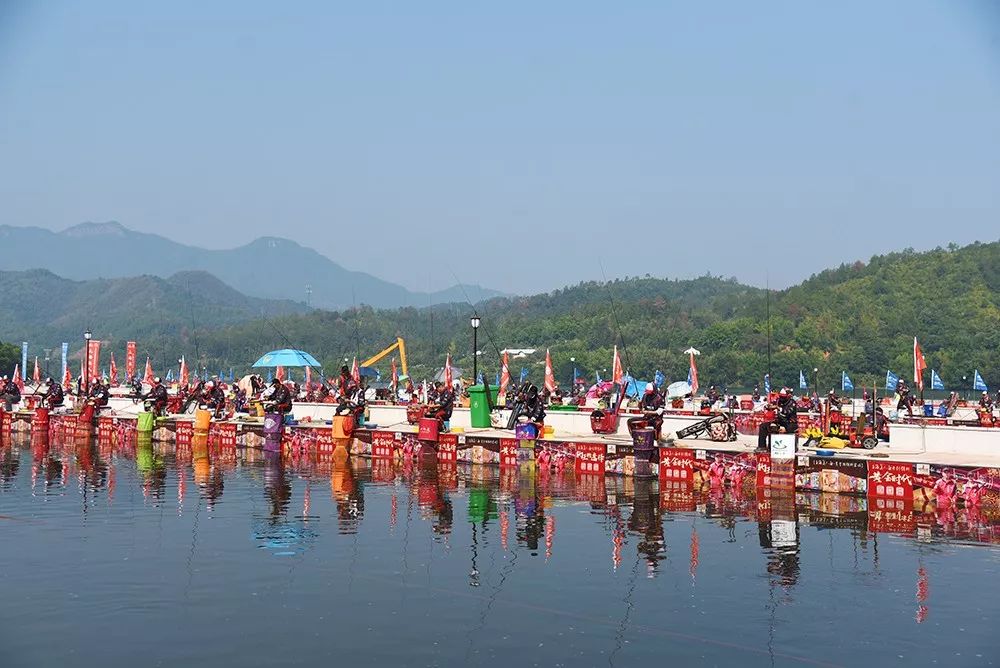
[61,221,129,237]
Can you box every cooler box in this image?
[418,417,439,441]
[468,385,498,428]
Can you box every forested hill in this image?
[180,240,998,390]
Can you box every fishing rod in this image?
[598,260,635,376]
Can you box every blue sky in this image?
[1,1,999,294]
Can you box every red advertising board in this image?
[868,497,916,534]
[125,341,137,379]
[499,438,518,468]
[209,422,237,448]
[867,460,914,501]
[176,421,193,446]
[438,433,458,463]
[97,416,115,443]
[372,431,396,459]
[574,441,605,476]
[659,448,694,487]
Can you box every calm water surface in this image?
[0,434,997,667]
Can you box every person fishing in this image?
[757,388,798,451]
[896,378,912,413]
[335,365,356,400]
[264,378,292,415]
[202,380,226,419]
[752,385,761,402]
[979,391,994,411]
[142,377,168,417]
[43,377,64,409]
[425,381,454,425]
[88,378,110,411]
[706,385,721,406]
[628,383,664,438]
[514,383,545,425]
[1,375,21,411]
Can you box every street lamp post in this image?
[470,316,481,384]
[44,349,51,379]
[570,357,575,386]
[963,375,968,401]
[813,367,819,397]
[83,329,92,394]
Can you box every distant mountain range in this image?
[0,269,308,358]
[0,222,502,309]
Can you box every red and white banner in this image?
[125,341,137,380]
[444,354,453,388]
[544,349,557,393]
[689,351,700,396]
[109,353,118,385]
[179,357,189,386]
[63,366,72,391]
[612,346,624,385]
[12,364,23,392]
[87,340,101,383]
[276,365,285,381]
[351,357,361,384]
[913,337,927,391]
[499,350,511,397]
[143,357,154,384]
[32,357,40,384]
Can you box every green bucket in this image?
[137,411,155,433]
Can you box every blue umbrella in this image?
[252,349,322,368]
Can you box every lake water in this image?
[1,434,997,667]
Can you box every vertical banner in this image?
[21,342,28,380]
[61,342,68,382]
[88,340,101,382]
[126,341,137,380]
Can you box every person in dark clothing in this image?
[426,382,454,424]
[895,378,911,411]
[628,383,664,438]
[202,381,226,418]
[757,388,798,451]
[265,379,292,414]
[44,378,64,409]
[751,385,761,402]
[142,377,169,417]
[89,379,110,409]
[979,391,994,411]
[515,383,545,425]
[180,379,205,413]
[706,386,721,406]
[1,376,21,411]
[336,366,356,401]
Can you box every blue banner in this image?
[886,370,899,391]
[930,370,944,391]
[21,342,27,379]
[686,367,693,386]
[166,369,174,382]
[763,374,770,393]
[973,370,988,392]
[799,370,807,389]
[842,372,853,392]
[654,369,666,387]
[519,367,529,384]
[61,342,68,382]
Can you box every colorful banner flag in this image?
[973,370,988,392]
[63,364,72,391]
[544,349,557,393]
[799,370,807,389]
[520,367,529,384]
[276,365,285,381]
[32,357,40,384]
[687,351,699,395]
[126,341,137,380]
[61,342,68,384]
[21,342,27,381]
[913,337,927,391]
[143,357,154,384]
[109,353,118,385]
[351,357,361,384]
[180,357,189,386]
[886,370,900,391]
[612,346,624,385]
[87,340,101,383]
[12,364,23,392]
[654,370,665,387]
[841,372,853,392]
[930,369,944,391]
[444,354,453,388]
[499,351,511,396]
[389,359,397,393]
[763,373,770,393]
[166,368,174,382]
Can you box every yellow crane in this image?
[361,337,409,377]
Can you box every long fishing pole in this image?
[765,274,772,386]
[599,260,634,374]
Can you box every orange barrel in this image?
[194,409,212,432]
[332,414,355,439]
[418,417,439,441]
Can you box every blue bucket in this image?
[515,423,538,440]
[923,404,933,417]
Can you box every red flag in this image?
[32,356,40,384]
[179,357,189,386]
[12,364,23,392]
[143,357,154,384]
[63,365,72,391]
[499,350,511,397]
[444,354,453,388]
[913,337,927,391]
[305,365,312,389]
[351,357,361,384]
[125,341,137,379]
[109,353,118,385]
[688,351,699,396]
[390,358,398,392]
[544,349,557,393]
[611,346,624,385]
[87,340,101,383]
[276,365,285,381]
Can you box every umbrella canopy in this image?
[586,381,614,399]
[666,381,693,398]
[252,349,321,368]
